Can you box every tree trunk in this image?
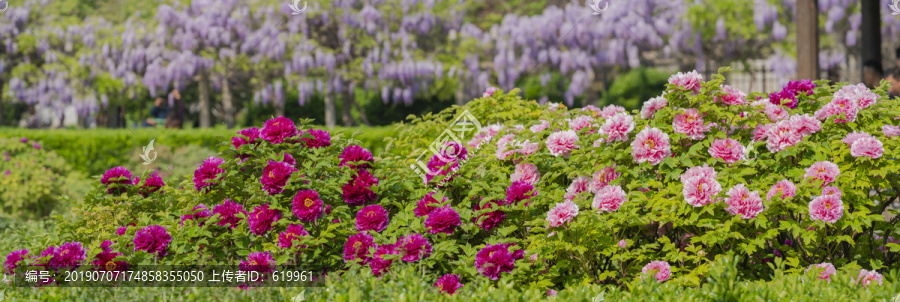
[350,97,371,126]
[198,68,212,128]
[860,0,881,81]
[106,103,118,128]
[341,93,355,127]
[0,80,4,126]
[455,79,466,106]
[796,0,819,80]
[222,77,235,128]
[324,93,336,128]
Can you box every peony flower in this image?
[815,97,859,123]
[668,70,703,94]
[598,105,626,118]
[355,205,390,232]
[138,171,165,197]
[766,180,797,201]
[856,269,883,288]
[850,137,884,159]
[769,89,798,109]
[835,84,879,109]
[425,206,461,234]
[804,161,840,186]
[339,145,374,169]
[681,165,722,207]
[672,108,708,140]
[180,204,212,226]
[468,124,504,148]
[414,192,446,217]
[292,190,323,222]
[765,120,802,153]
[590,166,621,193]
[567,115,594,131]
[546,130,579,157]
[133,225,171,258]
[260,116,299,144]
[474,243,525,280]
[510,163,541,186]
[116,226,127,236]
[369,244,398,276]
[342,169,379,206]
[592,185,628,212]
[809,194,844,224]
[599,113,635,143]
[724,184,765,219]
[483,87,498,98]
[239,251,275,275]
[301,129,332,148]
[101,166,137,194]
[786,79,816,96]
[641,96,668,119]
[618,240,628,248]
[716,85,747,105]
[883,125,900,137]
[530,120,551,133]
[806,263,836,282]
[343,233,375,264]
[842,131,874,146]
[278,224,310,249]
[260,160,297,195]
[821,186,842,199]
[5,249,29,274]
[752,124,772,142]
[92,241,126,272]
[790,114,821,136]
[193,157,225,192]
[47,242,87,270]
[764,103,790,121]
[546,200,579,228]
[395,234,432,262]
[564,176,591,201]
[473,199,506,231]
[641,260,671,282]
[708,138,745,164]
[248,203,282,236]
[631,127,672,165]
[505,181,537,206]
[212,199,247,228]
[434,274,464,295]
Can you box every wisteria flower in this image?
[641,96,668,119]
[766,180,797,201]
[856,269,883,288]
[505,181,537,206]
[248,203,282,235]
[804,161,840,186]
[590,166,621,193]
[850,137,884,159]
[133,225,171,258]
[292,190,323,222]
[343,233,375,264]
[260,116,299,144]
[547,200,579,228]
[511,163,541,186]
[599,113,635,143]
[546,130,579,157]
[180,204,212,226]
[473,199,506,230]
[883,125,900,137]
[435,274,464,295]
[681,165,722,207]
[339,145,374,169]
[425,206,461,234]
[708,138,745,164]
[101,166,137,194]
[193,157,225,192]
[809,194,844,224]
[668,70,703,94]
[724,184,764,219]
[631,127,672,165]
[641,261,672,282]
[138,171,164,197]
[396,234,432,262]
[806,263,836,282]
[212,199,247,228]
[342,169,379,206]
[301,129,332,148]
[278,224,310,249]
[355,205,390,232]
[592,185,627,212]
[673,108,708,140]
[474,243,524,280]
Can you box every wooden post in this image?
[860,0,882,74]
[796,0,819,80]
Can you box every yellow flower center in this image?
[824,202,832,209]
[250,260,258,266]
[304,198,314,207]
[105,261,117,271]
[366,210,376,218]
[697,182,704,193]
[353,242,362,249]
[268,171,275,178]
[777,187,783,193]
[645,139,656,149]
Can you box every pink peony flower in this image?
[599,113,635,143]
[546,130,580,157]
[547,289,558,297]
[231,127,260,148]
[473,199,506,230]
[806,263,836,282]
[641,260,672,282]
[5,249,29,274]
[483,87,498,98]
[180,204,212,226]
[278,224,310,249]
[708,138,745,164]
[821,186,842,199]
[395,233,432,262]
[116,226,127,236]
[133,225,171,258]
[842,131,874,146]
[505,181,537,206]
[193,157,225,192]
[370,243,398,276]
[766,180,797,201]
[342,169,379,206]
[716,85,746,105]
[850,137,884,159]
[724,184,765,219]
[138,171,165,197]
[339,145,374,169]
[301,129,332,148]
[592,185,628,212]
[292,190,323,222]
[752,124,772,142]
[355,205,390,232]
[596,104,626,118]
[546,200,579,228]
[435,274,464,295]
[681,165,722,207]
[212,199,247,228]
[474,243,525,280]
[856,269,883,288]
[883,125,900,137]
[239,251,275,275]
[631,127,672,165]
[815,97,859,123]
[790,114,821,136]
[260,116,298,144]
[469,124,504,148]
[640,96,668,119]
[672,108,708,140]
[261,160,298,195]
[618,240,627,248]
[248,203,282,235]
[101,166,138,194]
[530,120,551,133]
[414,192,447,217]
[425,206,461,234]
[567,115,594,131]
[835,84,879,109]
[809,194,844,224]
[765,120,803,153]
[590,166,621,193]
[668,70,703,94]
[764,103,789,121]
[804,161,840,186]
[511,163,541,186]
[343,233,375,264]
[564,176,591,201]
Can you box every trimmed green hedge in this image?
[0,126,396,176]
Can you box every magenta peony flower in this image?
[133,225,171,258]
[116,226,127,236]
[193,157,225,192]
[765,120,803,153]
[546,200,579,228]
[641,260,672,282]
[716,85,746,105]
[93,241,127,272]
[474,243,524,280]
[529,120,551,133]
[424,206,461,234]
[821,186,842,199]
[101,166,138,194]
[435,274,464,294]
[48,242,87,270]
[473,199,506,230]
[260,116,298,144]
[590,166,621,193]
[564,176,591,201]
[301,129,332,148]
[668,70,703,94]
[414,192,446,217]
[724,184,765,219]
[180,204,212,226]
[239,251,275,275]
[546,130,579,157]
[752,124,772,142]
[5,249,29,274]
[850,137,884,159]
[292,190,323,222]
[631,127,672,165]
[505,181,537,206]
[482,87,498,98]
[355,205,390,232]
[278,224,310,249]
[344,233,376,264]
[856,269,883,288]
[809,194,844,224]
[342,169,379,206]
[640,96,668,119]
[593,185,628,212]
[511,163,541,186]
[769,89,798,109]
[708,138,745,164]
[260,160,297,195]
[598,113,635,143]
[673,108,708,140]
[767,180,797,201]
[681,165,722,207]
[232,127,261,149]
[618,240,628,248]
[369,243,398,276]
[883,125,900,137]
[567,115,594,131]
[339,145,374,169]
[212,199,247,228]
[248,203,282,235]
[786,79,816,96]
[806,263,836,282]
[804,161,840,186]
[138,171,165,197]
[396,233,432,262]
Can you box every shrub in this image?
[0,137,85,220]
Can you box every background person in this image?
[887,68,900,99]
[144,97,169,127]
[863,59,884,89]
[164,89,184,129]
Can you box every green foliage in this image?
[602,68,670,110]
[0,137,87,220]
